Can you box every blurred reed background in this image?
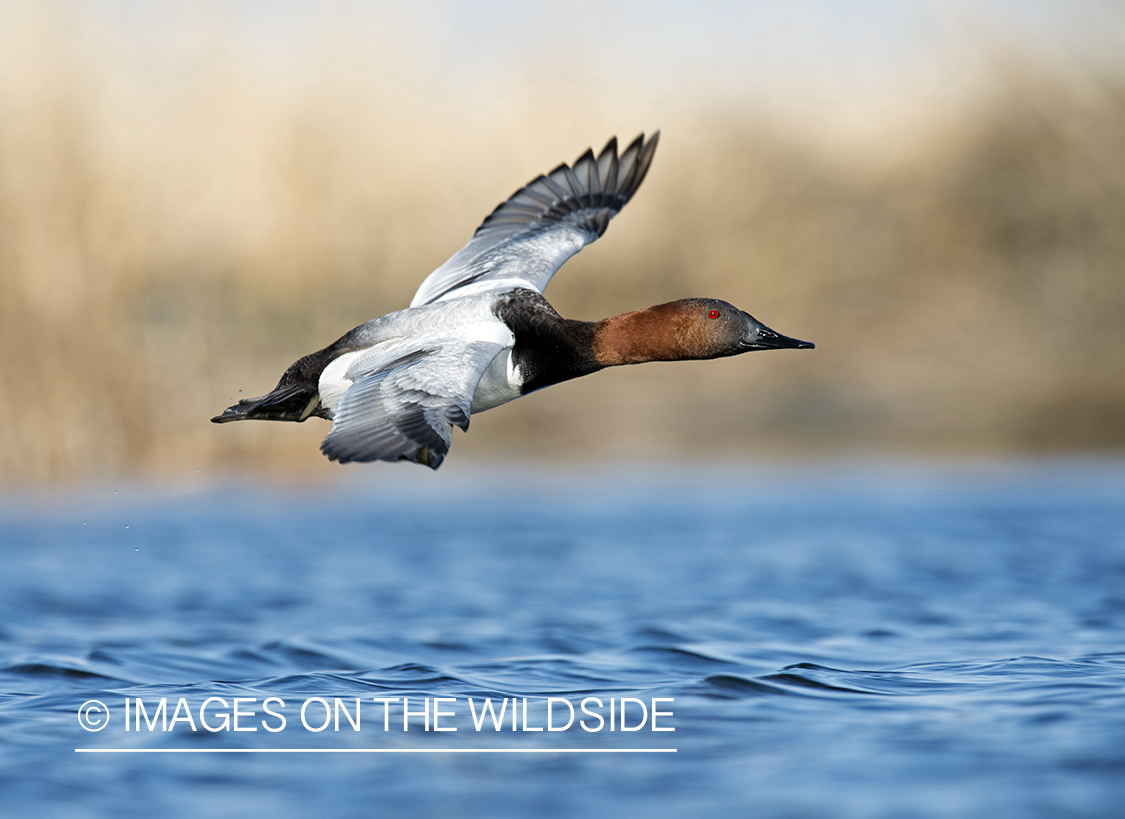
[1,1,1123,484]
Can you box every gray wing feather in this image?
[320,341,506,469]
[410,132,659,307]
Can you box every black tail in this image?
[211,384,320,424]
[211,330,363,425]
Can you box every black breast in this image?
[494,290,602,394]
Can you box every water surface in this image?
[1,461,1123,817]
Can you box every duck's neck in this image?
[591,303,696,366]
[497,292,695,395]
[497,291,602,394]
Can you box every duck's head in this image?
[692,298,815,357]
[593,298,814,366]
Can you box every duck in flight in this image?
[212,133,814,468]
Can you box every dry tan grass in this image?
[2,8,1123,484]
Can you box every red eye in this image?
[708,310,720,319]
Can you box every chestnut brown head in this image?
[593,298,813,366]
[666,298,815,359]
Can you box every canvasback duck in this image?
[212,133,814,468]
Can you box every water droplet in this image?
[134,547,139,552]
[125,525,129,529]
[238,389,243,394]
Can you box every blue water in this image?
[2,461,1124,818]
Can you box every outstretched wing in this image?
[410,132,659,308]
[320,340,506,469]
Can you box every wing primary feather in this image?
[538,170,573,202]
[514,183,557,207]
[624,130,660,199]
[597,138,619,194]
[573,147,598,195]
[615,133,645,198]
[550,162,583,200]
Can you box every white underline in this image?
[76,748,675,754]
